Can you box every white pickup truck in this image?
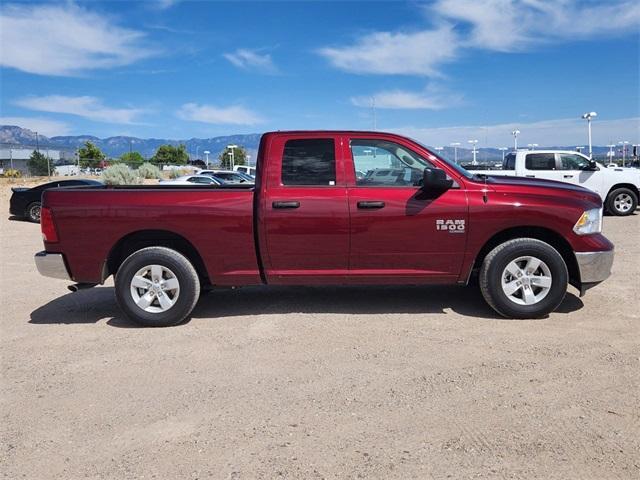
[472,150,640,216]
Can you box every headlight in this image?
[573,208,602,235]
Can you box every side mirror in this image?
[422,167,453,190]
[583,160,598,171]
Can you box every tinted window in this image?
[351,139,433,187]
[282,139,336,186]
[503,153,516,170]
[558,154,589,170]
[525,153,556,170]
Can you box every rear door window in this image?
[281,138,336,186]
[525,153,556,170]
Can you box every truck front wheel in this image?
[479,238,568,319]
[605,188,637,216]
[115,247,200,327]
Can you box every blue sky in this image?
[1,0,638,148]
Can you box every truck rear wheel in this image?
[479,238,568,319]
[606,188,637,216]
[115,247,200,327]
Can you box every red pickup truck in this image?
[35,131,614,327]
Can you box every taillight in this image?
[40,207,59,243]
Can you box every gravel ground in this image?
[1,180,639,479]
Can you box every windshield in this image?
[412,139,474,179]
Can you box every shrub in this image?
[137,162,162,179]
[102,164,141,185]
[168,168,189,179]
[2,169,22,178]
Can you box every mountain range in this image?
[0,125,616,163]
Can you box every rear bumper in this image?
[34,251,71,280]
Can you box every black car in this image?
[9,179,103,222]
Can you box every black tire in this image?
[479,238,568,319]
[605,188,638,216]
[115,247,200,327]
[26,202,41,223]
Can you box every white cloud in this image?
[0,3,154,76]
[318,26,459,76]
[223,49,278,74]
[15,95,146,124]
[431,0,640,52]
[177,103,263,125]
[318,1,638,77]
[352,85,463,110]
[0,117,71,137]
[391,117,640,148]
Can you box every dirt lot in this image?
[1,179,639,479]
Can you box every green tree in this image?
[27,150,50,176]
[151,144,188,165]
[78,141,106,168]
[218,146,248,170]
[119,151,145,167]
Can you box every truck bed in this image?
[42,185,261,286]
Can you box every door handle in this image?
[563,175,574,178]
[272,201,300,209]
[357,201,385,209]
[525,175,536,178]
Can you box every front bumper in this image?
[575,249,614,296]
[34,251,71,280]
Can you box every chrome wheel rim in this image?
[614,193,633,212]
[130,264,180,313]
[30,204,41,221]
[501,256,552,306]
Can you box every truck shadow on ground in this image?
[29,284,584,328]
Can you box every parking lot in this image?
[1,180,639,479]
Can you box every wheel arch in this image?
[105,230,210,286]
[470,226,580,288]
[606,183,639,200]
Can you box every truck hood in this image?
[483,175,601,203]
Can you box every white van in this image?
[233,165,256,178]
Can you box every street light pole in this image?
[450,142,460,163]
[618,141,629,167]
[227,144,238,170]
[582,112,597,158]
[511,130,520,151]
[203,150,210,168]
[499,147,508,163]
[607,144,615,165]
[468,139,478,165]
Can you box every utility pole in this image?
[371,97,377,131]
